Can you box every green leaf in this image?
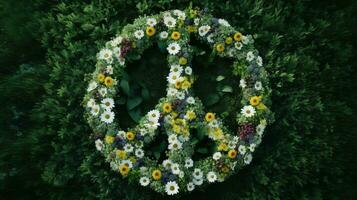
[127,96,142,110]
[216,75,225,81]
[204,94,220,106]
[116,96,126,105]
[222,85,233,93]
[120,79,130,95]
[197,148,208,154]
[128,108,142,122]
[141,87,150,100]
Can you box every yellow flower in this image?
[175,81,182,89]
[205,112,215,122]
[189,9,197,18]
[234,32,242,41]
[250,96,261,106]
[218,143,228,151]
[126,131,135,141]
[216,43,225,52]
[181,80,191,89]
[171,31,181,40]
[162,103,172,113]
[225,37,233,44]
[179,57,188,65]
[105,135,115,144]
[129,156,137,164]
[104,76,114,87]
[119,164,130,176]
[116,150,126,159]
[152,169,162,180]
[97,73,105,82]
[186,111,196,120]
[228,149,237,158]
[221,165,230,173]
[146,27,156,36]
[257,103,267,110]
[187,25,196,32]
[172,124,181,133]
[213,128,224,140]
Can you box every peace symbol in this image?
[83,8,273,195]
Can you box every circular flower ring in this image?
[84,8,273,195]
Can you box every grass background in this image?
[0,0,356,199]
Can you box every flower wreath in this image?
[83,8,273,195]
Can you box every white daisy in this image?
[101,98,115,110]
[184,67,192,75]
[256,123,266,136]
[134,30,144,39]
[95,139,103,151]
[146,18,157,26]
[113,47,121,59]
[167,88,178,96]
[100,110,114,124]
[185,158,194,168]
[139,128,148,136]
[135,149,144,158]
[255,81,263,90]
[171,163,181,174]
[194,18,200,25]
[170,64,183,74]
[165,181,179,195]
[135,141,143,148]
[173,9,184,18]
[212,152,222,160]
[117,130,126,138]
[193,168,203,179]
[168,134,178,143]
[235,42,243,50]
[147,110,160,122]
[239,79,247,88]
[140,166,148,173]
[238,145,247,155]
[167,71,182,84]
[110,36,122,47]
[123,144,134,153]
[241,105,256,117]
[163,159,173,169]
[198,25,210,36]
[179,171,185,178]
[87,98,96,108]
[207,34,214,43]
[121,159,133,168]
[176,91,185,100]
[91,104,100,116]
[228,141,237,149]
[160,31,168,39]
[186,97,195,104]
[163,16,176,28]
[218,19,230,27]
[145,121,160,130]
[206,171,217,183]
[241,35,249,44]
[106,65,113,74]
[256,56,263,66]
[244,153,253,164]
[98,48,113,61]
[118,57,125,66]
[98,87,107,97]
[187,182,195,191]
[246,51,255,62]
[193,178,203,185]
[87,81,98,92]
[249,143,256,152]
[167,42,181,55]
[139,177,150,186]
[168,140,182,150]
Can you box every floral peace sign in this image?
[83,8,273,195]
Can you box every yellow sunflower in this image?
[146,27,156,36]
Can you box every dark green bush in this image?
[0,0,355,199]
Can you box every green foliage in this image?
[0,0,356,199]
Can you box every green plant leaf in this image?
[120,79,130,95]
[128,108,142,122]
[216,75,225,81]
[222,85,233,93]
[127,96,143,110]
[141,87,150,100]
[204,94,220,106]
[197,148,208,154]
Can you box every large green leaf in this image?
[127,96,143,110]
[128,108,142,122]
[204,93,220,106]
[120,79,130,95]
